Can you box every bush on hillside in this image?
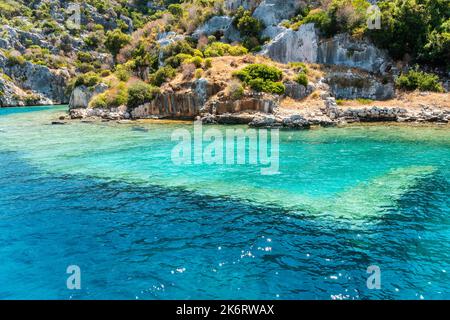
[234,64,285,94]
[127,81,160,109]
[74,72,101,88]
[396,69,444,92]
[105,29,131,57]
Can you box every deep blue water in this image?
[0,106,449,299]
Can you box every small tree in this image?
[105,29,131,57]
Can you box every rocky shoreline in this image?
[66,100,450,130]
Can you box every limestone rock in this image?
[318,34,394,75]
[192,16,233,39]
[324,71,395,100]
[253,0,302,27]
[260,24,319,63]
[69,83,108,109]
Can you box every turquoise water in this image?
[0,106,449,299]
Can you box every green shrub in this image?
[162,40,195,63]
[188,56,203,68]
[295,72,308,86]
[300,9,333,34]
[74,72,101,88]
[233,7,264,38]
[203,42,248,57]
[248,78,285,94]
[366,0,450,66]
[289,62,308,71]
[234,63,285,94]
[114,64,131,82]
[5,51,26,66]
[194,68,203,79]
[77,51,93,63]
[105,29,131,57]
[396,69,444,92]
[227,81,244,100]
[204,58,212,69]
[168,4,184,17]
[234,64,283,83]
[151,66,176,86]
[89,92,108,108]
[127,81,160,109]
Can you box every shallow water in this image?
[0,106,449,299]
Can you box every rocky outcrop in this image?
[321,96,450,123]
[0,52,70,106]
[0,25,55,53]
[130,79,223,119]
[249,113,311,129]
[318,34,394,75]
[69,105,130,120]
[253,0,301,27]
[261,27,395,75]
[324,71,395,100]
[225,0,261,11]
[284,81,314,100]
[260,24,319,63]
[0,76,25,107]
[192,16,234,39]
[69,83,108,109]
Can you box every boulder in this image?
[284,81,310,100]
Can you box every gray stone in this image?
[69,83,108,109]
[253,0,302,27]
[260,24,319,63]
[192,16,233,39]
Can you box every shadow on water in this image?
[0,150,449,299]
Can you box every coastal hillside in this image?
[1,0,449,125]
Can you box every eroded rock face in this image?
[324,71,395,100]
[318,34,394,74]
[261,27,394,75]
[0,53,70,105]
[253,0,302,27]
[225,0,261,11]
[131,80,223,119]
[0,77,25,107]
[260,24,319,63]
[192,16,233,39]
[69,83,108,109]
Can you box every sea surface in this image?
[0,105,449,299]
